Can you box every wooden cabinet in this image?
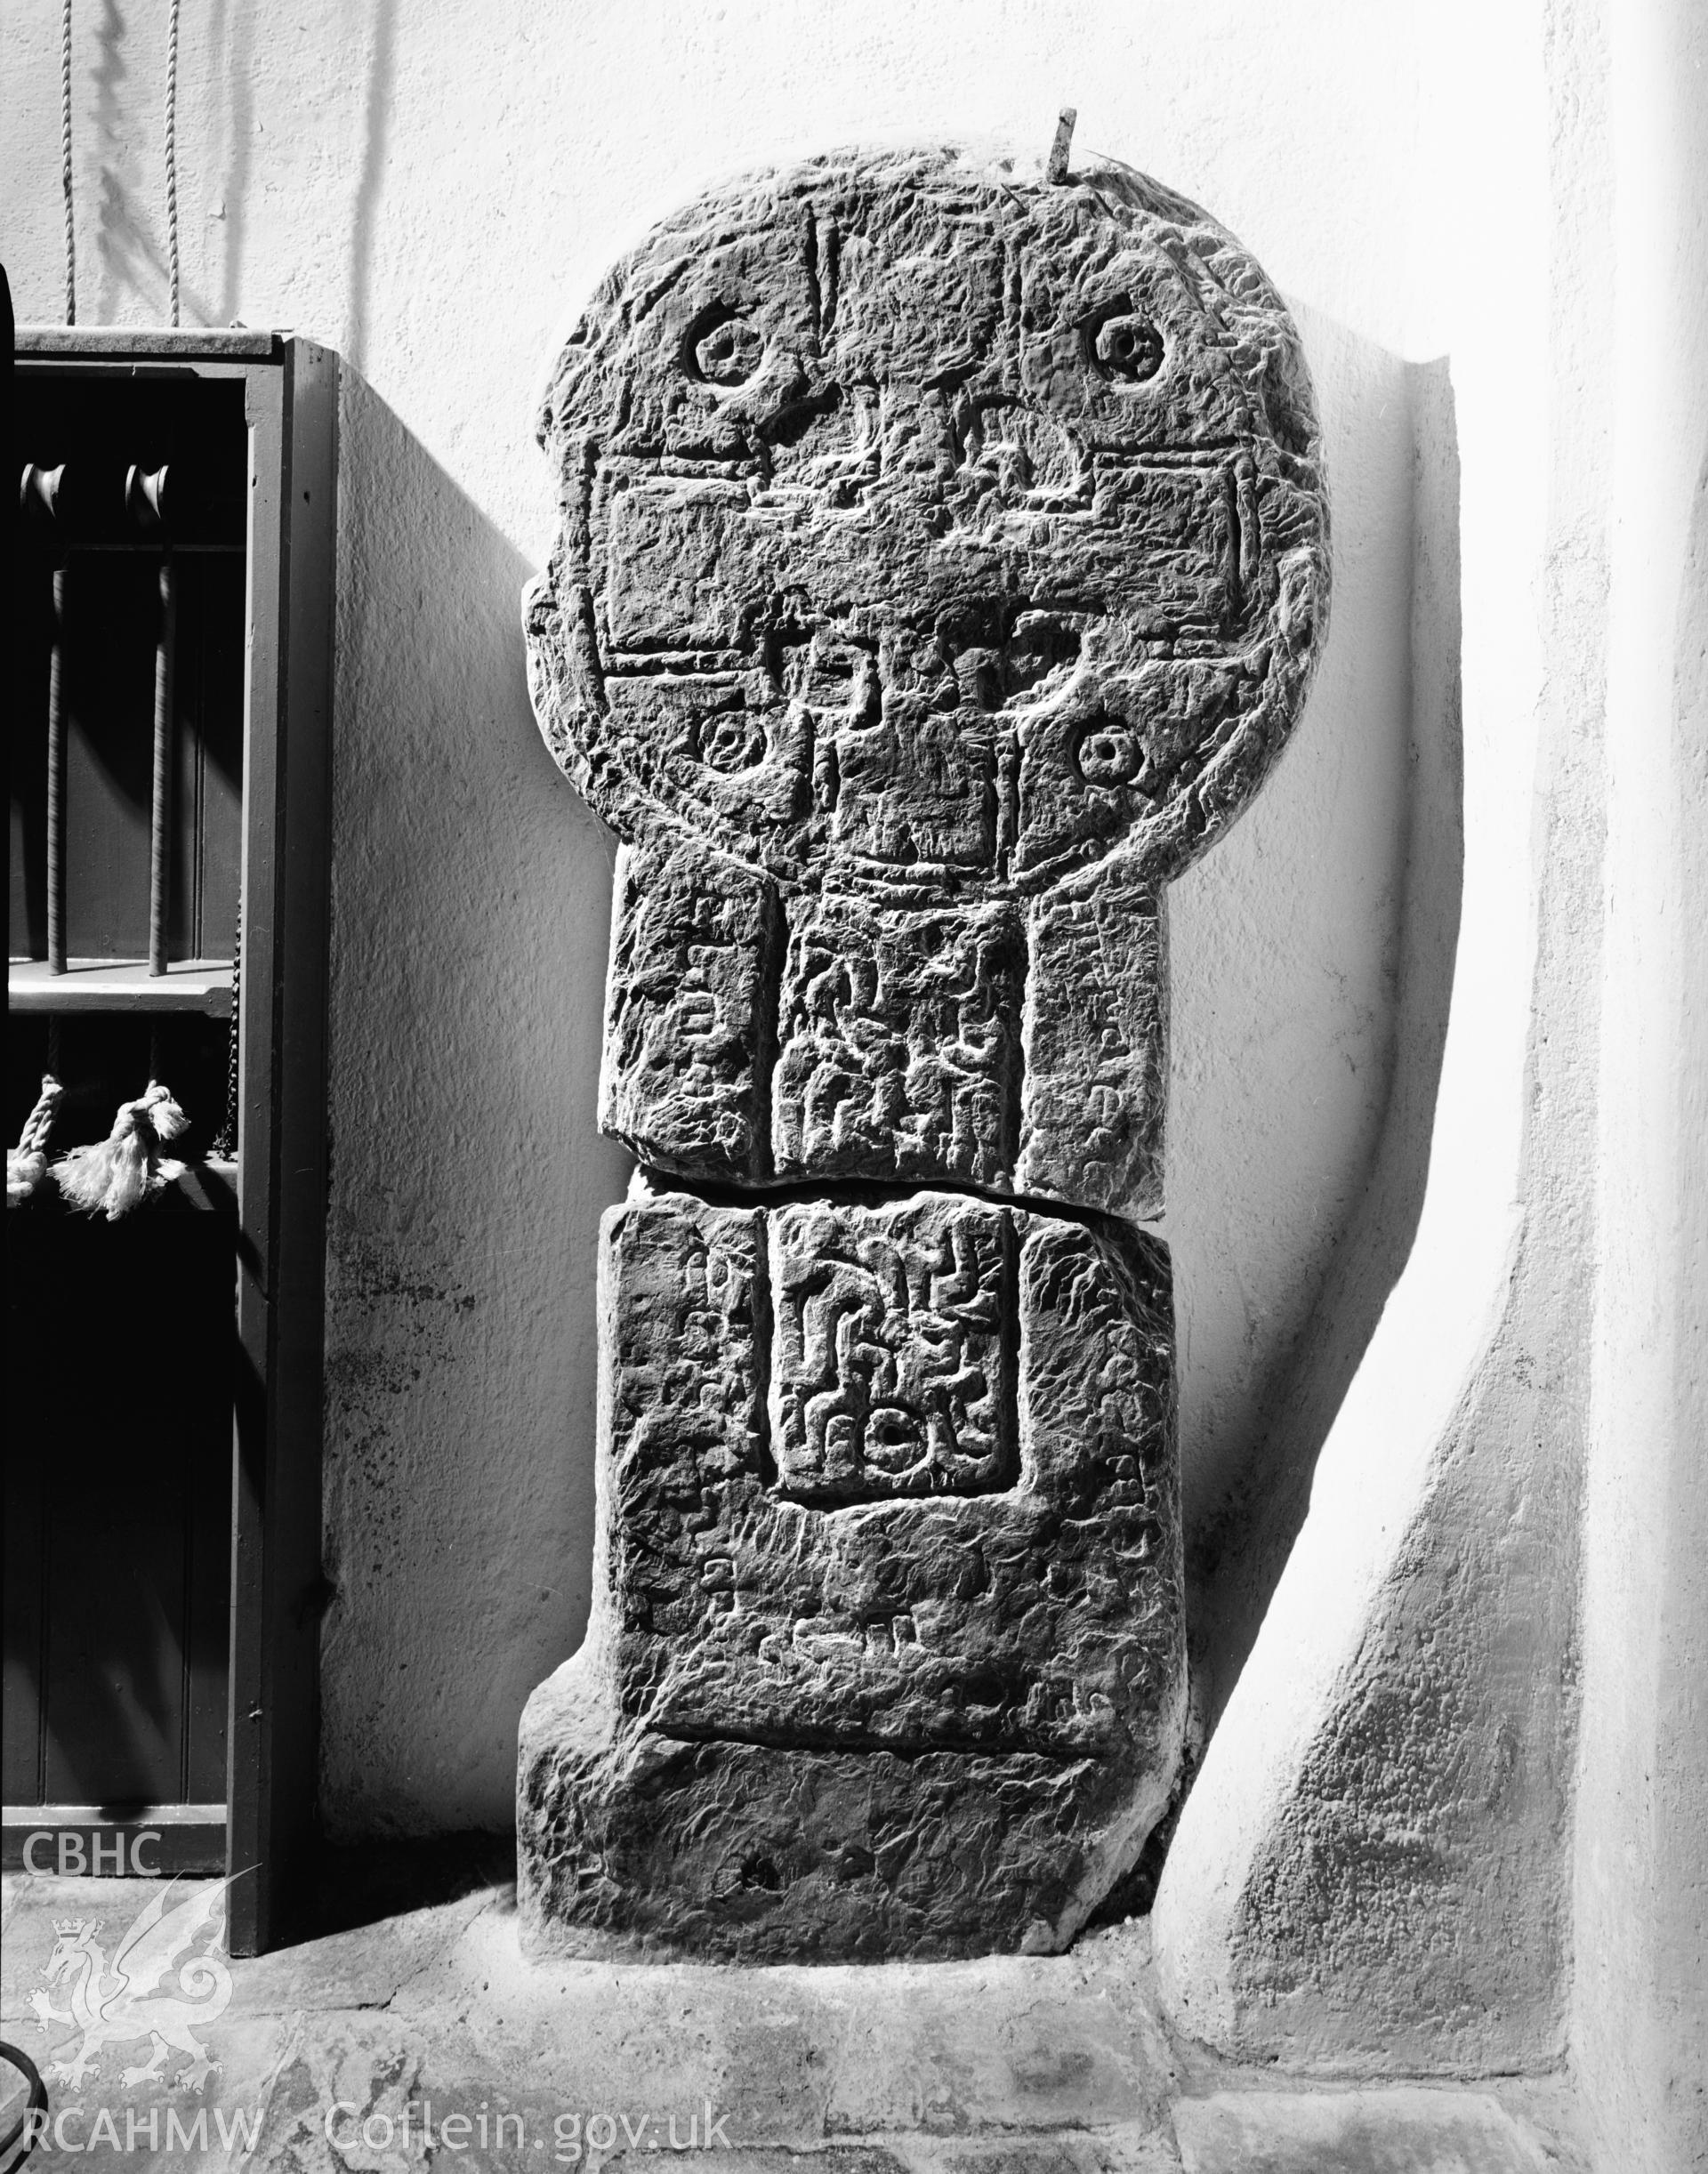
[5,328,334,1953]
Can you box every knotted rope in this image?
[60,0,75,323]
[165,0,181,324]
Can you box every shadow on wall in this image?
[77,0,215,326]
[318,368,630,1839]
[1170,333,1463,1741]
[342,0,397,376]
[315,333,1461,1840]
[206,0,256,326]
[68,0,386,340]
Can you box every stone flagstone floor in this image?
[1,1855,1589,2172]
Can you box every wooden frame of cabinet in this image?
[8,327,334,1955]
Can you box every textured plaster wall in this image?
[2,0,1444,1837]
[1155,0,1585,2067]
[1155,8,1705,2158]
[1573,0,1708,2164]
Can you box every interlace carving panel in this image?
[519,139,1328,1959]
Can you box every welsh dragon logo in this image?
[28,1880,233,2093]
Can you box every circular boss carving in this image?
[689,310,763,387]
[697,710,767,773]
[1089,308,1164,383]
[863,1405,928,1478]
[1073,713,1143,786]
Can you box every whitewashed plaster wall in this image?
[1572,0,1707,2163]
[1155,0,1586,2069]
[4,3,1701,2154]
[1151,8,1705,2164]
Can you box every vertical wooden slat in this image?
[149,552,177,975]
[46,564,68,972]
[228,362,286,1952]
[227,339,335,1956]
[268,339,335,1942]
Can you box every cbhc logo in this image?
[20,1829,165,1875]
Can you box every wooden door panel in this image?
[5,1212,233,1808]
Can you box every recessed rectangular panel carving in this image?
[769,1196,1013,1503]
[771,896,1020,1188]
[1017,881,1166,1220]
[605,480,786,652]
[1084,454,1247,637]
[825,702,999,873]
[599,837,778,1181]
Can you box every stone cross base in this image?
[519,1186,1184,1961]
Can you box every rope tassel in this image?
[52,1082,189,1220]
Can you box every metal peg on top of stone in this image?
[1046,105,1076,184]
[517,119,1331,1961]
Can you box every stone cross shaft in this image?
[519,141,1328,1960]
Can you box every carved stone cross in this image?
[519,141,1328,1959]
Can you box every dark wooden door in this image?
[4,1199,234,1808]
